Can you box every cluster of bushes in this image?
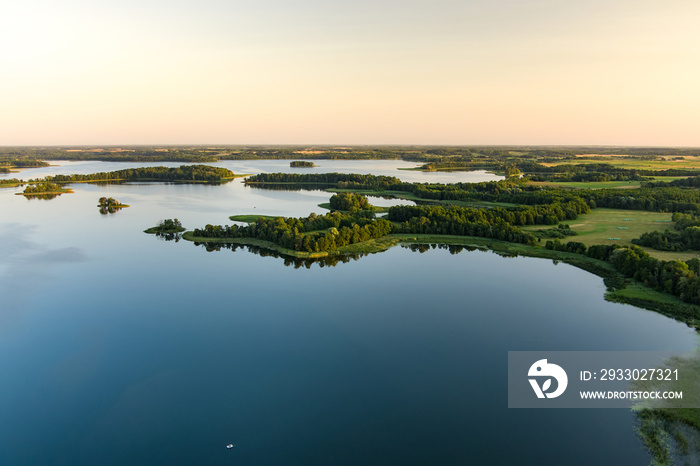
[98,197,123,207]
[97,197,128,214]
[535,224,578,239]
[329,192,371,212]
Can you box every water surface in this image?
[0,161,695,465]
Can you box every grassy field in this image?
[542,155,700,172]
[648,176,694,183]
[525,208,673,245]
[526,177,690,190]
[524,208,700,262]
[528,180,643,189]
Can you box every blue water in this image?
[0,161,696,465]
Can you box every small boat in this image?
[226,444,235,449]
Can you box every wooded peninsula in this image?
[185,172,700,330]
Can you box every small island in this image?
[18,182,73,196]
[98,197,129,214]
[290,161,316,168]
[144,218,186,234]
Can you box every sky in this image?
[1,0,699,146]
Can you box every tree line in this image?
[246,172,402,186]
[41,165,235,183]
[0,159,50,169]
[545,240,700,306]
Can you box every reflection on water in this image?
[25,193,62,200]
[192,241,368,268]
[248,183,334,191]
[188,240,511,268]
[402,243,481,255]
[98,205,125,215]
[154,231,183,242]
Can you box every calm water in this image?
[0,161,697,465]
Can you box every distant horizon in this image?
[3,144,700,150]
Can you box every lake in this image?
[0,160,696,465]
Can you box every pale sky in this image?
[1,0,699,146]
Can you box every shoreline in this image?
[181,230,699,330]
